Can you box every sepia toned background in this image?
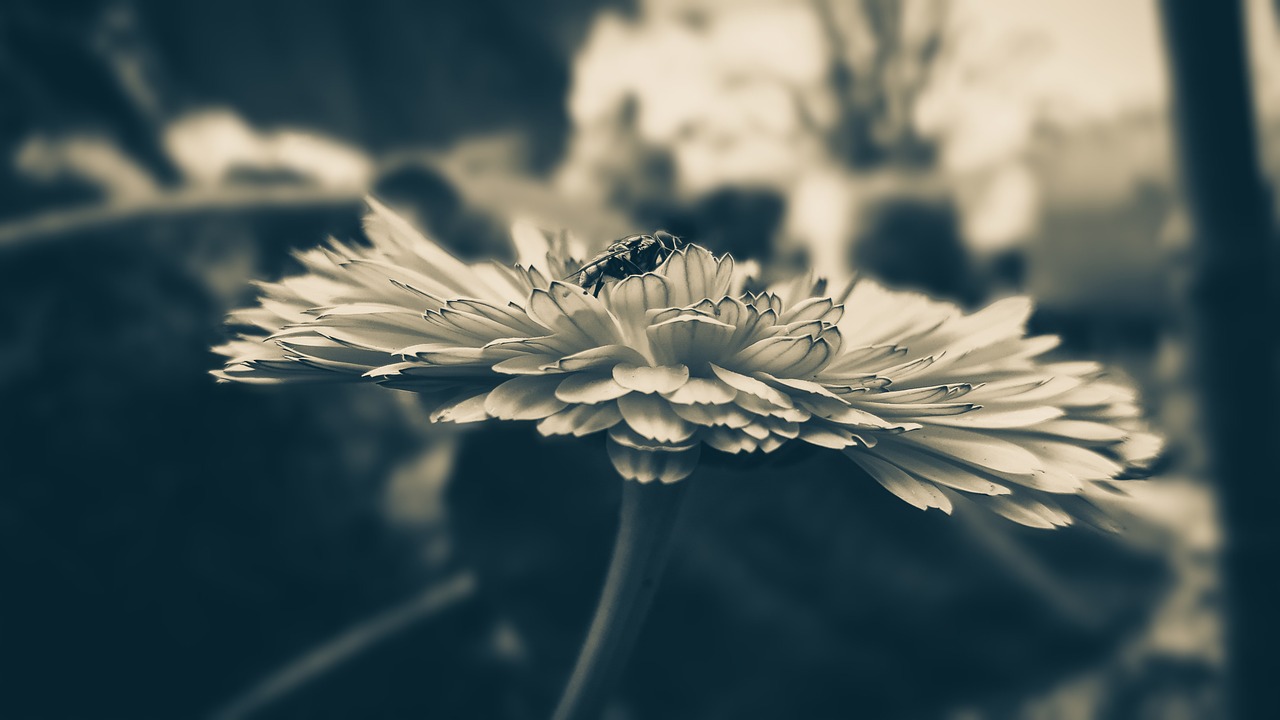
[1,1,1274,718]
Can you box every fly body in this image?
[567,231,683,296]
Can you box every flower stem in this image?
[551,479,690,720]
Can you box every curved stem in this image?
[551,479,690,720]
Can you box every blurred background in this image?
[1,0,1274,717]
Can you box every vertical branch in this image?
[1157,2,1280,718]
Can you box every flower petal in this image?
[735,336,814,372]
[1029,419,1130,443]
[1021,440,1124,481]
[602,273,671,343]
[809,402,897,429]
[863,384,968,404]
[865,442,1012,496]
[402,345,494,366]
[617,393,696,443]
[448,298,546,336]
[556,374,630,404]
[430,392,491,424]
[734,392,811,423]
[557,344,649,371]
[510,219,552,269]
[492,354,560,375]
[613,363,690,394]
[852,400,978,418]
[709,364,794,408]
[607,423,695,451]
[606,272,671,313]
[760,374,844,400]
[363,197,500,299]
[483,376,567,420]
[607,438,701,484]
[657,246,718,306]
[987,496,1073,529]
[527,282,623,348]
[897,426,1044,476]
[845,450,953,513]
[758,434,787,453]
[798,424,863,449]
[537,402,622,437]
[670,401,753,428]
[928,406,1065,429]
[647,315,736,367]
[661,377,738,405]
[711,253,736,297]
[701,426,759,454]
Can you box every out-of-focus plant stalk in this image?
[0,187,362,253]
[210,572,477,720]
[551,480,690,720]
[1158,2,1280,718]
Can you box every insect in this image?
[566,230,684,296]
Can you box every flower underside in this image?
[216,200,1161,529]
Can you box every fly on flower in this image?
[214,199,1161,530]
[567,230,685,296]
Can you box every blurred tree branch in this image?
[810,0,946,169]
[0,187,363,254]
[1157,2,1280,718]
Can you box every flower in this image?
[216,199,1160,528]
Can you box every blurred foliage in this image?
[0,215,458,717]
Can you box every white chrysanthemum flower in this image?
[216,200,1160,528]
